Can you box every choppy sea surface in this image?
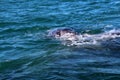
[0,0,120,80]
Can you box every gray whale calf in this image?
[48,27,120,47]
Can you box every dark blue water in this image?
[0,0,120,80]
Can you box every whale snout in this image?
[48,27,76,37]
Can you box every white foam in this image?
[58,29,120,47]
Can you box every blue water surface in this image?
[0,0,120,80]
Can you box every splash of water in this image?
[59,29,120,48]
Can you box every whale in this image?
[47,27,120,46]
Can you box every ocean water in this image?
[0,0,120,80]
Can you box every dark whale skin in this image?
[47,27,76,37]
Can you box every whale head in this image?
[47,27,78,41]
